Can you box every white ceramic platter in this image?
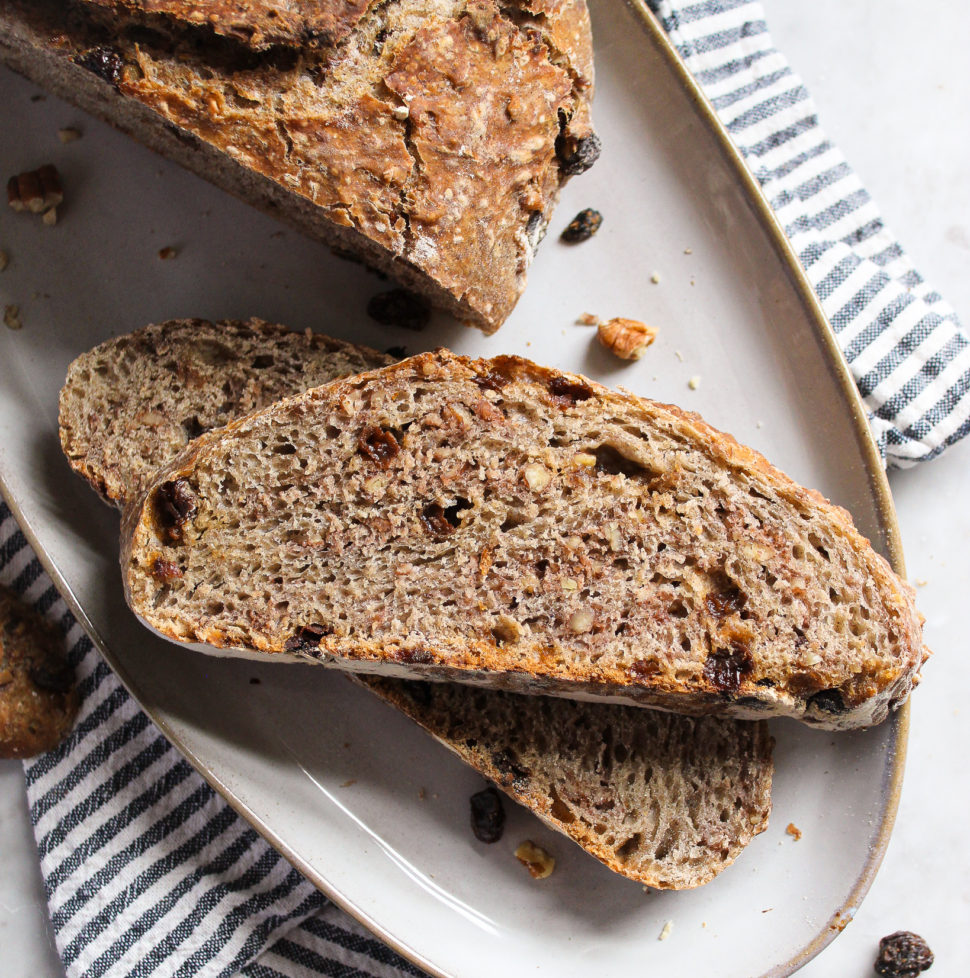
[0,2,907,975]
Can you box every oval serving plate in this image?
[0,1,907,975]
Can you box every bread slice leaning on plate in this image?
[60,318,773,888]
[0,0,598,332]
[120,348,927,730]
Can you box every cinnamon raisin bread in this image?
[358,676,772,888]
[122,349,927,730]
[58,318,393,506]
[0,0,598,332]
[59,319,773,888]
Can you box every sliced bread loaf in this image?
[58,318,393,506]
[60,318,773,888]
[0,0,597,332]
[358,676,772,888]
[122,349,927,730]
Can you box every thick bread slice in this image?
[122,349,927,730]
[0,0,597,332]
[357,676,772,888]
[58,318,393,506]
[60,319,773,888]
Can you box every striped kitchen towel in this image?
[646,0,970,467]
[9,3,970,978]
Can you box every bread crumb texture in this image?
[123,349,927,730]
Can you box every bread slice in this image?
[122,349,926,730]
[58,318,394,506]
[60,318,773,888]
[358,676,772,888]
[0,0,598,332]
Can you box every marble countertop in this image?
[2,0,969,974]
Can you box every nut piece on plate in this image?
[7,164,63,215]
[874,932,934,977]
[514,840,555,879]
[597,317,658,360]
[0,583,78,758]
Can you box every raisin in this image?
[547,375,594,407]
[555,131,602,176]
[704,643,753,693]
[470,786,505,844]
[357,426,400,467]
[807,688,847,715]
[706,575,747,618]
[560,208,603,243]
[366,289,430,331]
[154,479,197,543]
[420,504,454,537]
[283,623,332,652]
[874,932,934,977]
[474,369,511,392]
[396,647,434,664]
[28,661,75,695]
[151,557,183,581]
[74,47,124,87]
[628,659,660,681]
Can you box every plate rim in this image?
[0,3,910,975]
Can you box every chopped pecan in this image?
[597,318,657,361]
[7,164,62,215]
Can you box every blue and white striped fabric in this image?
[8,3,970,978]
[646,0,970,467]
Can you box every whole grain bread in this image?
[59,318,773,888]
[0,0,598,332]
[59,318,393,506]
[122,349,927,730]
[358,676,772,887]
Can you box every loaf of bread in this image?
[60,318,773,887]
[0,0,598,332]
[121,348,927,730]
[359,676,772,887]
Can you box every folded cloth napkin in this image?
[8,3,970,978]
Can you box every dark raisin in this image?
[704,643,753,693]
[807,688,847,715]
[491,749,530,784]
[154,479,197,543]
[151,557,183,581]
[555,130,602,176]
[628,659,660,681]
[28,662,74,695]
[547,375,594,407]
[357,426,400,467]
[283,623,332,653]
[706,575,747,618]
[396,647,434,664]
[474,369,511,392]
[74,47,124,87]
[560,208,603,243]
[420,504,454,537]
[366,289,430,331]
[384,345,407,359]
[251,354,274,369]
[755,677,776,688]
[874,931,934,977]
[470,786,505,844]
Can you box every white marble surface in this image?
[1,0,968,974]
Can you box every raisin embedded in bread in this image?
[122,349,927,730]
[0,0,598,332]
[359,676,772,888]
[58,318,393,506]
[60,319,773,888]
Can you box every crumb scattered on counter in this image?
[576,312,599,326]
[914,579,928,587]
[418,786,426,800]
[42,208,57,227]
[158,246,178,260]
[674,349,684,361]
[688,375,701,390]
[684,247,693,255]
[57,127,81,144]
[786,822,802,841]
[658,921,674,941]
[514,841,555,879]
[3,304,22,330]
[650,271,661,284]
